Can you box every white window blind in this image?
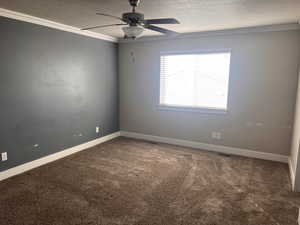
[160,52,231,110]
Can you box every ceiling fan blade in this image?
[144,18,180,24]
[144,25,179,36]
[81,24,126,31]
[96,13,124,21]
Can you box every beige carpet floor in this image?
[1,137,300,225]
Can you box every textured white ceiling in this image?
[0,0,300,38]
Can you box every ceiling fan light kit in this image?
[82,0,180,39]
[122,26,144,39]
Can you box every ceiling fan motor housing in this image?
[122,12,144,25]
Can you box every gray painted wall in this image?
[119,30,300,156]
[0,17,119,171]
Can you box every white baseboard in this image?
[120,131,288,163]
[0,131,120,182]
[289,157,296,191]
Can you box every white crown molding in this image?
[119,23,300,43]
[0,8,118,43]
[120,131,289,163]
[0,131,121,181]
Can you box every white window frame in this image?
[158,49,232,114]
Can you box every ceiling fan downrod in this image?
[129,0,140,12]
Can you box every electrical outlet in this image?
[96,127,100,133]
[246,122,253,127]
[211,132,217,139]
[212,132,221,140]
[1,152,8,161]
[256,122,263,127]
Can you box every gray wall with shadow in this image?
[0,16,119,171]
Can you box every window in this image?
[160,51,231,111]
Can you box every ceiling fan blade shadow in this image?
[81,24,126,31]
[144,18,180,24]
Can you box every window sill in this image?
[158,105,228,114]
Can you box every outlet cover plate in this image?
[1,152,8,161]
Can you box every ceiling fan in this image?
[81,0,180,39]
